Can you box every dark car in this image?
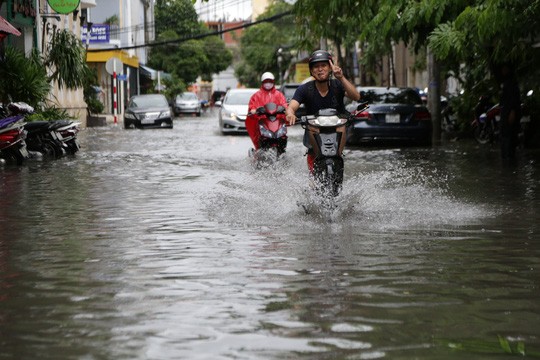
[280,83,306,117]
[124,94,173,129]
[346,87,432,146]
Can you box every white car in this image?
[218,88,258,134]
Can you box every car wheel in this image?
[124,121,132,129]
[196,112,201,117]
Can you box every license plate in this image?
[385,114,400,123]
[19,145,29,158]
[141,119,155,124]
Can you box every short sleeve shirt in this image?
[292,79,346,115]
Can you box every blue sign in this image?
[82,24,110,44]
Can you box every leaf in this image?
[498,335,512,354]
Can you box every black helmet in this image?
[308,50,333,68]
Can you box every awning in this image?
[86,49,139,68]
[140,65,172,81]
[0,15,21,39]
[140,65,157,80]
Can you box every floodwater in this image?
[1,111,539,359]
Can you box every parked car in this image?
[346,86,432,146]
[124,94,173,129]
[174,92,201,117]
[280,83,306,117]
[218,88,258,134]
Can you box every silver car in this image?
[174,92,201,117]
[218,88,258,134]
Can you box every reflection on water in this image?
[1,118,539,359]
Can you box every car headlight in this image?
[125,112,136,119]
[160,110,171,118]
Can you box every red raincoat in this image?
[246,86,287,149]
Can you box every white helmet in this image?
[261,72,275,82]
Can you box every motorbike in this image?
[51,120,81,155]
[0,103,31,165]
[440,96,459,133]
[24,119,81,158]
[299,102,369,199]
[247,102,288,168]
[472,102,500,145]
[472,91,533,146]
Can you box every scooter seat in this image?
[24,121,51,131]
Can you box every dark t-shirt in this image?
[292,79,347,148]
[292,79,347,115]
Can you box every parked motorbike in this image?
[247,102,288,168]
[0,103,31,165]
[299,102,369,199]
[440,96,458,133]
[52,120,81,155]
[472,103,500,145]
[24,119,80,158]
[472,91,533,146]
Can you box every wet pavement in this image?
[1,110,539,359]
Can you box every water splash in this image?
[204,155,493,231]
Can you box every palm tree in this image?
[45,29,91,89]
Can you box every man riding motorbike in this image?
[285,50,360,172]
[246,72,287,150]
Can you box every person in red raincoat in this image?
[246,72,287,150]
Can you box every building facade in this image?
[1,0,155,126]
[85,0,155,124]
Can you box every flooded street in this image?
[1,111,539,359]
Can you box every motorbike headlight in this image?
[276,124,287,138]
[125,112,137,119]
[308,115,346,127]
[259,124,274,138]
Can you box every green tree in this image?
[292,0,540,140]
[155,0,199,36]
[428,0,540,89]
[148,0,232,90]
[294,0,370,77]
[236,0,295,87]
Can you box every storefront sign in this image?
[47,0,80,14]
[82,24,110,44]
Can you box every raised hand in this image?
[329,59,343,79]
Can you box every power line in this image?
[88,10,293,53]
